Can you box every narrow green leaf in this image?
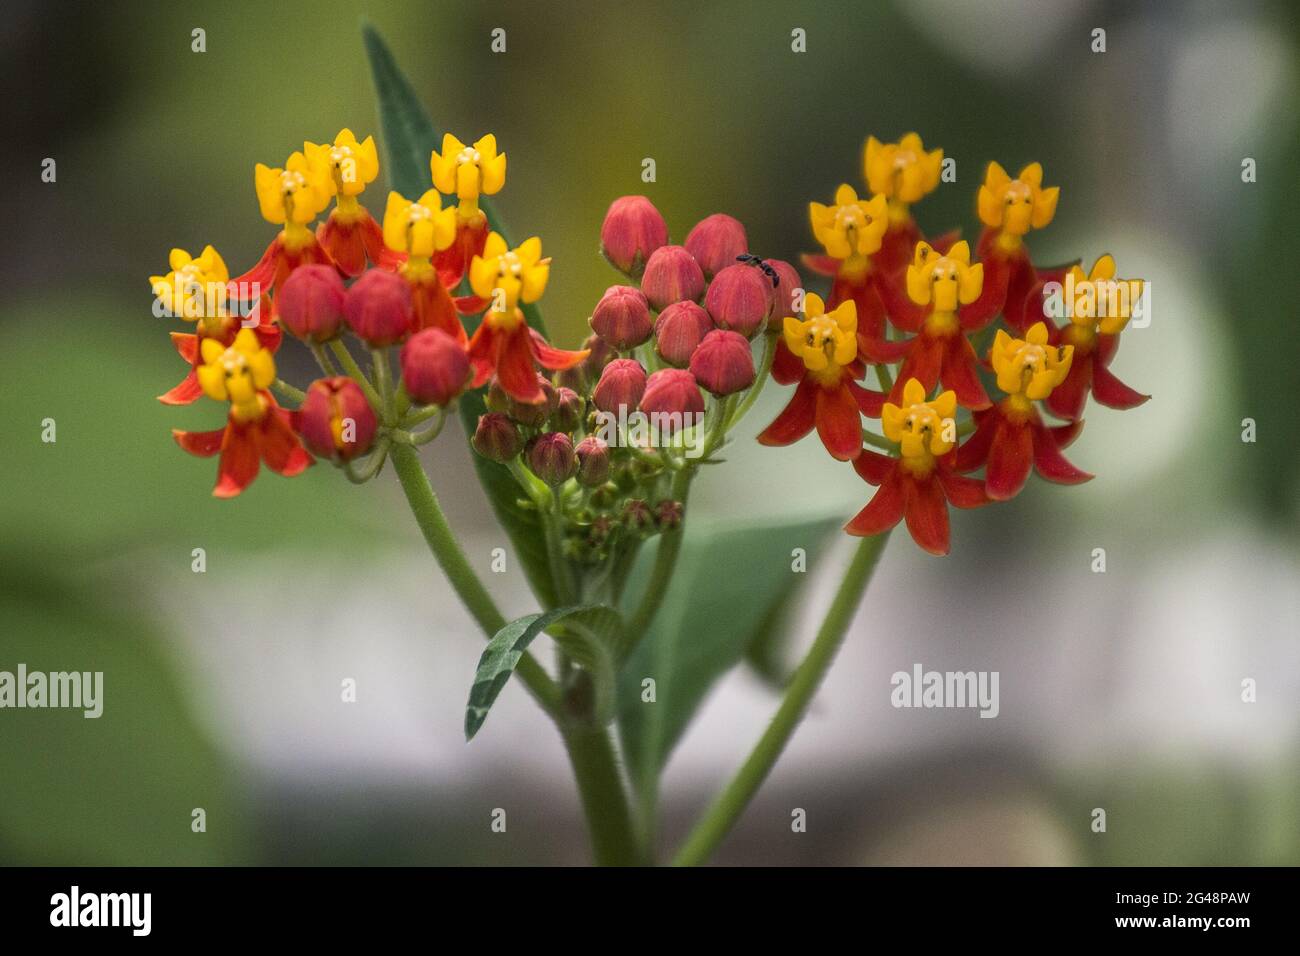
[362,23,558,606]
[616,514,841,805]
[465,604,622,740]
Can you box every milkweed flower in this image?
[757,294,884,461]
[465,233,587,404]
[430,133,506,285]
[867,240,994,410]
[601,195,669,277]
[172,329,312,497]
[306,128,398,276]
[974,161,1062,332]
[382,189,463,342]
[863,132,943,270]
[846,379,989,555]
[298,376,378,461]
[956,323,1091,499]
[684,213,748,279]
[235,150,335,295]
[1044,255,1149,421]
[803,184,890,345]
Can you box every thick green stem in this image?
[562,725,642,866]
[672,531,890,866]
[622,468,691,652]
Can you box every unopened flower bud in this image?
[551,387,585,432]
[485,380,511,413]
[654,300,713,367]
[472,412,523,462]
[581,332,614,382]
[400,328,470,406]
[507,375,558,427]
[622,498,654,532]
[592,358,647,414]
[684,213,748,279]
[298,376,377,461]
[641,245,705,311]
[277,264,345,341]
[689,329,756,396]
[705,262,770,338]
[639,368,705,421]
[575,435,611,487]
[654,500,684,531]
[600,195,669,276]
[344,268,412,347]
[590,285,653,351]
[588,513,615,543]
[526,432,577,485]
[764,258,803,328]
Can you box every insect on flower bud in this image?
[526,432,577,486]
[639,368,705,419]
[641,245,706,312]
[472,412,523,462]
[763,258,802,328]
[574,435,611,487]
[600,195,669,277]
[344,268,412,347]
[592,358,648,414]
[298,376,377,461]
[654,300,713,367]
[507,375,558,427]
[689,329,756,396]
[654,500,683,531]
[684,213,748,279]
[622,498,654,533]
[705,263,771,338]
[590,285,653,351]
[551,387,585,433]
[400,328,470,406]
[277,264,346,342]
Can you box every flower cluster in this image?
[759,133,1148,554]
[153,129,585,496]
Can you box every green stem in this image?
[874,361,894,393]
[562,725,643,865]
[328,338,384,411]
[271,378,306,405]
[622,467,691,653]
[672,531,890,866]
[725,332,776,431]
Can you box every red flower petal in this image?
[1048,419,1084,450]
[1045,353,1093,422]
[961,250,1011,329]
[852,448,895,485]
[903,472,951,555]
[232,235,283,291]
[941,334,991,409]
[171,332,198,364]
[815,380,865,461]
[936,466,990,509]
[529,328,589,371]
[985,415,1034,500]
[1031,419,1092,484]
[955,408,996,472]
[845,466,906,536]
[172,426,225,458]
[847,379,886,418]
[465,321,498,389]
[757,377,817,447]
[496,325,545,403]
[1002,257,1040,333]
[412,279,466,344]
[889,332,944,403]
[453,295,488,315]
[253,322,282,354]
[771,337,803,385]
[873,268,928,333]
[317,216,368,277]
[213,426,260,498]
[258,410,314,477]
[1090,359,1149,410]
[926,229,962,255]
[833,277,886,344]
[158,370,204,405]
[859,333,913,364]
[800,253,841,277]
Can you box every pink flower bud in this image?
[592,358,647,414]
[344,268,412,347]
[653,300,713,367]
[277,264,345,341]
[590,285,653,351]
[400,328,470,406]
[507,375,558,427]
[689,329,756,396]
[298,377,377,461]
[641,245,705,311]
[600,195,668,276]
[639,368,705,419]
[552,387,585,432]
[684,213,748,279]
[654,500,683,530]
[764,258,803,327]
[622,498,654,532]
[472,412,523,462]
[575,435,611,486]
[526,432,577,486]
[581,332,614,381]
[705,263,770,338]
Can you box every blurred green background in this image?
[2,0,1297,865]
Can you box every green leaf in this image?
[362,23,559,608]
[616,513,841,806]
[465,605,622,740]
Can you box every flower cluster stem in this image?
[672,531,890,866]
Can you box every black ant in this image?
[736,253,780,288]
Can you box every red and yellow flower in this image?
[1044,255,1149,421]
[172,329,312,497]
[234,150,335,295]
[465,233,587,404]
[863,132,943,271]
[956,322,1091,499]
[802,184,890,345]
[382,188,464,342]
[307,128,399,276]
[846,379,990,554]
[429,133,506,286]
[974,161,1062,332]
[757,293,885,461]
